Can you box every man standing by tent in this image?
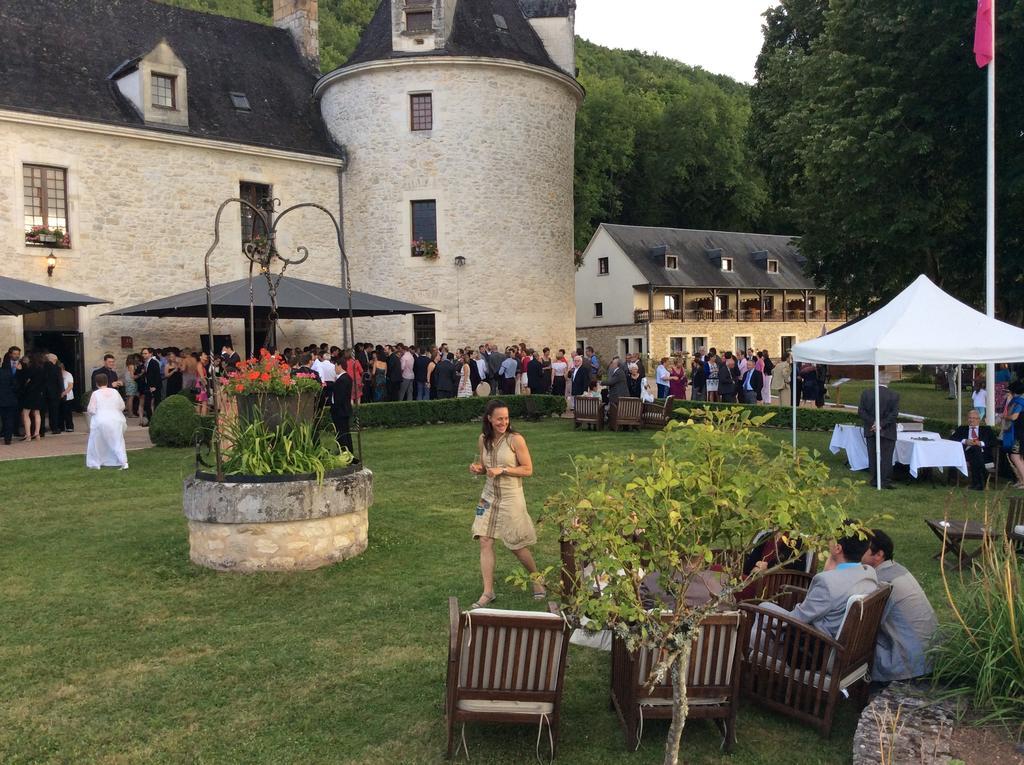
[858,370,900,489]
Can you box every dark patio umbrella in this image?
[102,275,436,319]
[0,275,110,316]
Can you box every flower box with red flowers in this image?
[25,225,71,248]
[220,350,322,426]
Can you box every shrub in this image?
[354,395,565,429]
[148,394,207,447]
[671,399,956,434]
[219,417,353,482]
[931,528,1024,724]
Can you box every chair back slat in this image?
[835,586,890,670]
[632,613,742,694]
[457,611,566,694]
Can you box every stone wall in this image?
[320,59,581,350]
[183,467,373,572]
[0,116,344,370]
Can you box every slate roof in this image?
[343,0,564,74]
[600,224,819,291]
[519,0,572,18]
[0,0,338,157]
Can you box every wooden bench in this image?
[610,612,746,752]
[641,396,674,429]
[609,397,643,431]
[446,598,570,760]
[573,395,603,430]
[740,585,891,737]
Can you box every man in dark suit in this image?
[433,354,458,399]
[140,346,163,425]
[949,409,997,490]
[484,344,505,390]
[717,358,737,403]
[413,348,430,401]
[0,348,19,444]
[740,364,763,404]
[858,371,900,489]
[526,350,544,394]
[386,344,402,401]
[42,353,64,435]
[330,360,354,454]
[606,358,629,402]
[569,355,590,399]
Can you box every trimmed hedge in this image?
[354,395,566,429]
[671,399,956,434]
[149,394,212,447]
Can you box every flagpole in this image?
[985,1,996,426]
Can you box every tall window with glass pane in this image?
[23,165,69,245]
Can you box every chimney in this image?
[273,0,320,71]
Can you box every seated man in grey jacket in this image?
[861,529,938,682]
[755,529,878,640]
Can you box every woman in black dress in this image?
[18,353,46,440]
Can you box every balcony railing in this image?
[634,308,848,324]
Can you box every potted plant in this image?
[25,225,69,248]
[411,238,440,260]
[220,349,321,427]
[523,408,868,765]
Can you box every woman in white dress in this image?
[86,372,128,470]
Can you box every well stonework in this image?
[182,467,373,572]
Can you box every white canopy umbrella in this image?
[790,275,1024,489]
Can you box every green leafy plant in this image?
[411,238,439,259]
[522,407,858,765]
[149,394,210,447]
[931,517,1024,727]
[219,415,353,482]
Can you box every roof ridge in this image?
[602,222,798,240]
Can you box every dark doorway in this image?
[23,330,85,406]
[200,334,234,356]
[413,314,436,350]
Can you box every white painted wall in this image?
[574,225,647,327]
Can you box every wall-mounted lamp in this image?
[46,251,57,277]
[454,255,466,268]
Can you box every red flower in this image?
[247,371,260,381]
[235,384,244,392]
[260,372,271,382]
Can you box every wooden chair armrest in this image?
[781,585,809,596]
[739,603,843,653]
[448,596,461,661]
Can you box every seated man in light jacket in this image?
[862,529,938,682]
[755,529,878,639]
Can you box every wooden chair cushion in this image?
[456,699,555,715]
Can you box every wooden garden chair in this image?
[572,396,603,430]
[609,397,643,431]
[744,569,814,611]
[739,585,891,737]
[1008,497,1024,556]
[610,612,746,752]
[641,395,674,429]
[445,598,571,761]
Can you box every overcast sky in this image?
[574,0,774,84]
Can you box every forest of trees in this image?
[162,0,1022,316]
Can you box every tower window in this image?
[406,10,432,32]
[151,73,176,109]
[410,93,432,131]
[411,200,437,256]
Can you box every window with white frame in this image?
[721,257,734,272]
[691,336,707,356]
[669,337,684,354]
[735,336,752,354]
[767,259,779,274]
[781,335,796,357]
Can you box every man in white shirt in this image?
[312,350,337,406]
[398,345,415,401]
[654,357,671,399]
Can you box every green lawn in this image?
[0,419,1004,764]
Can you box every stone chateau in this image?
[575,224,847,363]
[0,0,581,396]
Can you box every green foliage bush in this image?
[219,417,352,482]
[356,395,565,429]
[671,399,955,435]
[148,394,208,447]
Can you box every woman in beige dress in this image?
[468,400,545,608]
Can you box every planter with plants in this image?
[182,350,373,573]
[411,238,439,260]
[25,225,70,248]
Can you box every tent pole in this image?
[957,365,962,427]
[791,356,797,457]
[874,365,883,491]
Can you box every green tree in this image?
[524,409,857,765]
[750,0,1024,320]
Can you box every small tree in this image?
[527,408,857,765]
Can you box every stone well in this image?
[182,467,373,572]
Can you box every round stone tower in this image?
[315,0,582,350]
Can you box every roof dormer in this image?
[110,40,189,130]
[649,244,677,270]
[751,250,780,273]
[391,0,451,53]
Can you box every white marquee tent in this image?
[790,275,1024,489]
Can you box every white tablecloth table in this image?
[829,426,969,479]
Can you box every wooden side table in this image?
[925,518,991,567]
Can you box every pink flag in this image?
[974,0,994,67]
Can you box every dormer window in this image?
[767,259,779,274]
[666,255,678,270]
[229,92,251,112]
[721,257,734,272]
[406,10,432,32]
[151,73,176,109]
